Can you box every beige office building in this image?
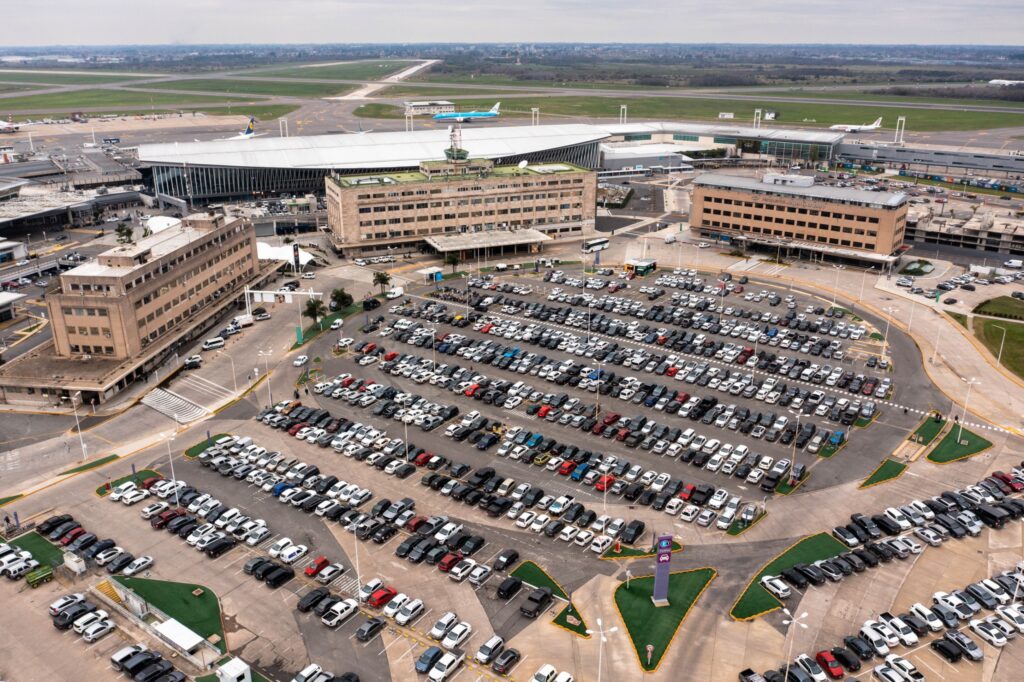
[0,212,271,406]
[325,157,597,256]
[691,173,908,265]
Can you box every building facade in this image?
[326,158,597,255]
[404,100,455,116]
[691,173,908,264]
[46,212,259,361]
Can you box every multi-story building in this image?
[0,212,270,406]
[690,173,908,265]
[404,100,455,116]
[325,156,597,256]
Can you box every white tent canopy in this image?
[257,241,315,265]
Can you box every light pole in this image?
[258,348,273,406]
[859,267,873,301]
[217,350,237,394]
[585,617,619,682]
[957,377,977,443]
[781,608,809,682]
[993,325,1008,366]
[881,306,898,361]
[164,431,180,507]
[62,391,88,463]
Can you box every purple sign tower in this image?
[651,533,673,607]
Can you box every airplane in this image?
[989,79,1024,86]
[220,116,265,140]
[433,102,501,123]
[829,117,882,133]
[0,116,42,134]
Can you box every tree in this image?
[115,222,134,244]
[330,287,353,311]
[373,271,391,295]
[445,253,461,274]
[303,298,327,326]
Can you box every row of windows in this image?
[68,344,114,355]
[360,218,585,241]
[68,326,111,338]
[356,192,579,213]
[60,307,109,318]
[703,208,879,236]
[356,178,584,200]
[133,243,250,310]
[124,226,247,292]
[703,194,883,222]
[706,221,874,250]
[138,270,251,348]
[357,203,580,224]
[68,282,112,293]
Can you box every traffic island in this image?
[552,603,590,638]
[601,540,682,560]
[927,426,993,464]
[114,576,227,652]
[729,533,846,621]
[859,458,908,489]
[95,469,161,497]
[59,454,120,476]
[728,511,767,536]
[910,415,946,446]
[185,434,230,459]
[510,560,569,600]
[613,568,717,672]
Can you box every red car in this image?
[666,366,679,377]
[341,377,355,387]
[287,422,308,436]
[60,527,86,546]
[679,483,696,501]
[558,460,576,476]
[384,351,398,361]
[405,516,427,532]
[140,476,164,490]
[480,323,493,334]
[304,556,329,577]
[815,650,844,679]
[993,471,1024,492]
[414,452,433,467]
[367,586,397,608]
[537,405,551,418]
[362,343,376,354]
[437,552,463,572]
[602,413,620,426]
[595,475,615,492]
[151,508,184,529]
[464,384,480,397]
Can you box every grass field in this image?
[381,84,535,97]
[353,103,406,119]
[353,95,1024,131]
[0,89,258,112]
[0,70,145,85]
[205,104,298,120]
[728,511,767,536]
[10,531,64,567]
[615,568,716,671]
[552,603,590,638]
[947,311,969,328]
[0,83,39,94]
[510,560,568,601]
[115,576,226,651]
[859,458,908,488]
[142,78,352,98]
[973,296,1024,320]
[975,318,1024,380]
[912,417,946,446]
[0,495,24,507]
[602,540,682,560]
[95,469,161,497]
[59,455,119,476]
[185,434,230,459]
[255,61,413,81]
[743,88,1024,109]
[730,533,846,620]
[927,426,993,463]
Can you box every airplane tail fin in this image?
[243,117,255,136]
[490,102,501,114]
[872,117,882,128]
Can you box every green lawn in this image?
[10,531,64,567]
[975,318,1024,380]
[747,88,1024,109]
[728,511,767,536]
[730,534,846,620]
[900,259,935,276]
[0,70,146,85]
[912,416,946,446]
[0,494,23,507]
[0,89,259,112]
[510,560,569,601]
[185,434,230,459]
[928,425,993,463]
[142,78,351,98]
[115,576,226,652]
[59,454,119,476]
[552,603,590,638]
[353,103,406,119]
[255,61,414,81]
[947,311,969,328]
[602,540,682,560]
[95,469,161,497]
[382,84,536,97]
[859,458,908,488]
[0,83,39,94]
[973,296,1024,320]
[615,568,716,672]
[353,94,1024,131]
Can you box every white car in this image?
[82,619,115,642]
[140,502,169,519]
[121,489,150,506]
[73,610,109,634]
[680,505,700,523]
[122,555,154,576]
[970,618,1007,647]
[246,526,271,546]
[441,621,472,650]
[909,603,943,632]
[382,593,410,619]
[760,575,791,600]
[997,605,1024,634]
[515,512,536,529]
[589,535,613,554]
[573,530,594,547]
[322,598,359,628]
[530,515,551,533]
[108,482,137,502]
[280,544,309,565]
[394,598,425,626]
[269,538,294,558]
[293,355,309,367]
[94,547,124,566]
[429,612,459,640]
[794,654,827,682]
[316,563,346,584]
[449,560,477,583]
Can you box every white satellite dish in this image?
[518,160,529,169]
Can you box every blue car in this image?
[526,433,543,448]
[570,463,590,481]
[272,482,295,497]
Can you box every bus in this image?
[581,238,610,254]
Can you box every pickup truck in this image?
[738,669,768,682]
[427,649,464,681]
[519,587,553,618]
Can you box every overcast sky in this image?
[5,1,1023,46]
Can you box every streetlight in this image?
[217,350,237,394]
[258,348,274,407]
[993,325,1008,366]
[585,617,619,682]
[957,377,978,443]
[781,608,809,682]
[61,391,88,463]
[163,431,180,507]
[859,267,874,301]
[881,306,898,361]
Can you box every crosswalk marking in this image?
[141,388,208,423]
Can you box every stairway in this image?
[94,579,123,606]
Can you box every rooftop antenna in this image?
[518,159,528,175]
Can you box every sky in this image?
[5,0,1023,46]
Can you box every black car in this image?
[620,519,646,544]
[842,635,874,661]
[107,552,136,573]
[132,660,174,682]
[253,560,282,581]
[205,537,237,558]
[297,587,330,613]
[415,646,443,674]
[394,536,420,559]
[497,576,523,599]
[355,617,385,641]
[54,602,97,629]
[244,557,269,575]
[84,538,116,560]
[491,647,521,674]
[493,549,519,572]
[829,647,861,672]
[461,535,486,555]
[121,652,163,677]
[780,567,808,589]
[265,566,295,588]
[930,638,963,663]
[37,514,73,535]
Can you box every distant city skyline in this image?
[4,1,1023,47]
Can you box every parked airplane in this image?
[0,116,42,134]
[433,102,501,123]
[829,117,882,133]
[221,117,265,140]
[989,79,1024,86]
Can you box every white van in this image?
[202,337,225,351]
[385,287,404,300]
[664,233,677,244]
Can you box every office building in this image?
[325,154,596,256]
[404,100,455,116]
[690,173,908,265]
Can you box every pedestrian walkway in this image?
[174,373,234,406]
[141,388,208,423]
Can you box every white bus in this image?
[581,238,610,254]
